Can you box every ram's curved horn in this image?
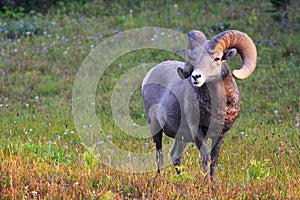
[177,30,207,79]
[209,30,257,80]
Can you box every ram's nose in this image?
[191,72,205,87]
[192,74,201,81]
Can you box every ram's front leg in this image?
[194,130,211,174]
[200,140,211,174]
[210,134,226,177]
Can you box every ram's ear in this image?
[222,48,237,61]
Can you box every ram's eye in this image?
[213,57,221,62]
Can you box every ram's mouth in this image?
[192,80,205,87]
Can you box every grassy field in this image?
[0,0,299,199]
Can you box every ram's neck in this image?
[212,64,240,106]
[215,71,241,130]
[200,66,240,128]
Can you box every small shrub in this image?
[266,0,290,25]
[0,0,60,14]
[0,16,51,38]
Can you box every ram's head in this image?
[177,30,257,87]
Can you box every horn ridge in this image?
[210,30,257,80]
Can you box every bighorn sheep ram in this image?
[142,30,257,177]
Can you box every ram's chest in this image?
[194,84,212,127]
[193,76,241,129]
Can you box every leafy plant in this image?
[247,158,271,180]
[100,191,117,200]
[80,143,100,170]
[170,171,193,183]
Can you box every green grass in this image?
[0,0,300,199]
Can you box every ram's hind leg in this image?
[171,140,187,174]
[152,130,163,173]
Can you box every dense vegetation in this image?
[0,0,299,199]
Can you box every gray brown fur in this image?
[142,30,257,177]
